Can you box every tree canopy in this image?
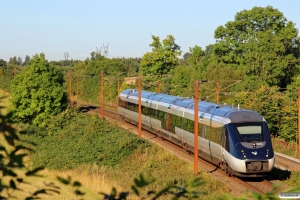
[213,6,300,88]
[140,35,182,75]
[10,53,67,126]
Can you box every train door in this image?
[221,126,228,160]
[200,125,211,161]
[151,103,159,130]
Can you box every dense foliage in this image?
[1,6,300,142]
[70,56,139,105]
[140,35,182,75]
[214,6,300,88]
[24,109,150,169]
[0,102,62,199]
[2,5,300,199]
[20,109,229,199]
[9,53,68,127]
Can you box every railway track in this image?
[274,152,300,172]
[83,105,296,196]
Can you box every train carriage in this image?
[118,89,275,177]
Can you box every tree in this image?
[90,51,105,61]
[0,59,7,76]
[0,59,7,68]
[140,35,182,75]
[181,52,192,66]
[214,6,300,88]
[23,55,30,66]
[205,44,214,56]
[170,65,195,96]
[10,53,68,127]
[188,45,205,66]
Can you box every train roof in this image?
[120,89,263,121]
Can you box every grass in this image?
[20,109,230,199]
[272,137,300,159]
[106,145,230,199]
[1,168,101,200]
[4,95,298,198]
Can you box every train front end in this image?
[223,110,275,177]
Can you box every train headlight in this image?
[241,150,246,158]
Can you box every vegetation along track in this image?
[84,105,292,196]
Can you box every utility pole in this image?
[157,80,160,93]
[69,70,72,106]
[118,78,120,98]
[194,80,199,175]
[216,82,219,104]
[100,71,104,119]
[76,76,78,105]
[138,74,142,137]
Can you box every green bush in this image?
[9,53,68,127]
[22,109,150,170]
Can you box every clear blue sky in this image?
[1,0,299,62]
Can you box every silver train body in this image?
[118,89,275,177]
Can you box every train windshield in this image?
[234,122,264,142]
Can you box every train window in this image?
[123,101,128,109]
[168,114,181,133]
[182,118,187,132]
[118,98,122,107]
[167,114,174,133]
[141,105,148,115]
[127,102,137,112]
[234,122,264,142]
[183,118,194,133]
[203,126,222,144]
[157,110,167,130]
[147,107,156,118]
[175,115,182,129]
[153,108,157,118]
[118,99,126,108]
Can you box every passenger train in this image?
[118,89,275,177]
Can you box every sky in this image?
[1,0,300,62]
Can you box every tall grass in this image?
[272,138,300,159]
